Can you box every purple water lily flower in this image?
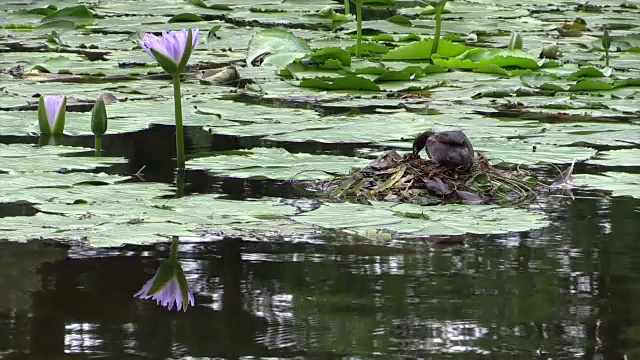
[134,267,195,311]
[139,28,199,64]
[38,95,66,134]
[44,95,65,127]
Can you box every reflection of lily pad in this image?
[187,147,370,180]
[293,201,550,237]
[573,172,640,199]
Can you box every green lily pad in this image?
[382,39,467,61]
[168,13,204,23]
[573,172,640,199]
[523,123,640,147]
[293,201,550,238]
[434,48,540,70]
[299,75,381,91]
[40,5,94,26]
[588,149,640,167]
[307,47,352,66]
[0,195,299,246]
[187,147,370,180]
[246,28,311,68]
[0,172,136,204]
[473,138,597,166]
[386,15,412,27]
[569,66,611,78]
[0,144,125,173]
[186,0,232,10]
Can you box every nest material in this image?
[324,150,539,205]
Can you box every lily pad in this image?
[588,149,640,167]
[246,28,311,68]
[0,172,136,204]
[0,195,299,246]
[40,5,94,26]
[299,75,381,91]
[573,172,640,199]
[293,201,550,238]
[187,147,370,180]
[382,39,467,61]
[0,144,125,173]
[473,138,597,166]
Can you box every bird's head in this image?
[412,130,436,157]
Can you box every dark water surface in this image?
[1,128,639,359]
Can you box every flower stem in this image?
[169,236,179,264]
[175,169,185,199]
[432,3,444,57]
[94,135,102,157]
[344,0,350,15]
[172,75,185,169]
[355,1,362,57]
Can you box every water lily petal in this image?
[139,28,199,63]
[134,271,195,311]
[43,95,65,127]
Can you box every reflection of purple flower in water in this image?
[134,262,195,311]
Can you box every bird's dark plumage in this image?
[412,130,475,168]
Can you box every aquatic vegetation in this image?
[603,29,612,67]
[37,95,66,135]
[90,97,108,156]
[138,28,199,169]
[0,1,639,247]
[325,150,540,205]
[508,32,523,51]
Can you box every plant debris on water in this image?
[323,150,540,206]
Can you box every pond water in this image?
[1,129,639,359]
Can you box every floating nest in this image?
[323,150,541,205]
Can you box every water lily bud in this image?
[37,95,66,135]
[138,28,199,76]
[508,32,523,50]
[602,29,611,50]
[91,97,108,136]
